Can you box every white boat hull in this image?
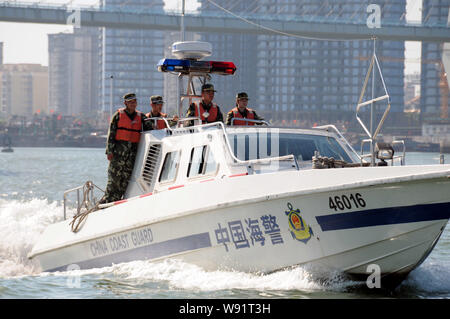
[29,165,450,287]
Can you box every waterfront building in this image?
[0,64,48,116]
[48,28,100,116]
[422,122,450,140]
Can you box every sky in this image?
[0,0,424,74]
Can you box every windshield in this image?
[227,132,356,163]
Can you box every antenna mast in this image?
[176,0,186,116]
[181,0,186,41]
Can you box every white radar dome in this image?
[172,41,212,60]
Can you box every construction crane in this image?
[356,55,449,119]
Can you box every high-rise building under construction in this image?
[98,0,165,116]
[420,1,449,119]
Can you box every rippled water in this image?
[0,148,449,299]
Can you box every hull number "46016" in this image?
[329,193,366,211]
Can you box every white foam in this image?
[0,198,64,277]
[36,254,450,295]
[54,259,355,292]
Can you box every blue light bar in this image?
[157,59,236,75]
[157,59,190,72]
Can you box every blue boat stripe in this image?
[315,202,450,232]
[48,232,211,272]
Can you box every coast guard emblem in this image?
[285,202,314,244]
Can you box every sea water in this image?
[0,148,449,299]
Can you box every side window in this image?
[159,151,180,183]
[187,145,218,178]
[204,149,217,175]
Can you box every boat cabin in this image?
[124,122,361,199]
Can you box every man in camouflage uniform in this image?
[99,93,153,204]
[145,95,179,128]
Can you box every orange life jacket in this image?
[146,112,168,129]
[231,107,255,126]
[115,108,142,143]
[194,102,219,123]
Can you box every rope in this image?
[312,154,371,169]
[69,181,102,233]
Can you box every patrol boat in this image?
[28,42,450,288]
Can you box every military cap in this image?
[201,83,217,92]
[236,92,249,100]
[151,95,164,104]
[123,93,136,101]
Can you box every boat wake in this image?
[108,259,357,292]
[38,259,359,296]
[0,198,64,277]
[40,257,450,297]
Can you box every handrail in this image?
[230,154,297,167]
[392,140,406,165]
[360,138,373,165]
[144,116,174,132]
[176,116,202,128]
[361,139,406,166]
[63,181,104,220]
[230,118,270,126]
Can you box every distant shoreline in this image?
[3,136,106,149]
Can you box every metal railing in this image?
[144,117,177,130]
[63,181,104,220]
[360,139,406,166]
[392,140,406,165]
[230,118,269,126]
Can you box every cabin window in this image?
[228,132,355,163]
[204,149,217,175]
[159,150,181,183]
[187,145,217,178]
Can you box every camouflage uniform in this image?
[100,109,153,203]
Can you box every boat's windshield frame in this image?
[226,128,359,164]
